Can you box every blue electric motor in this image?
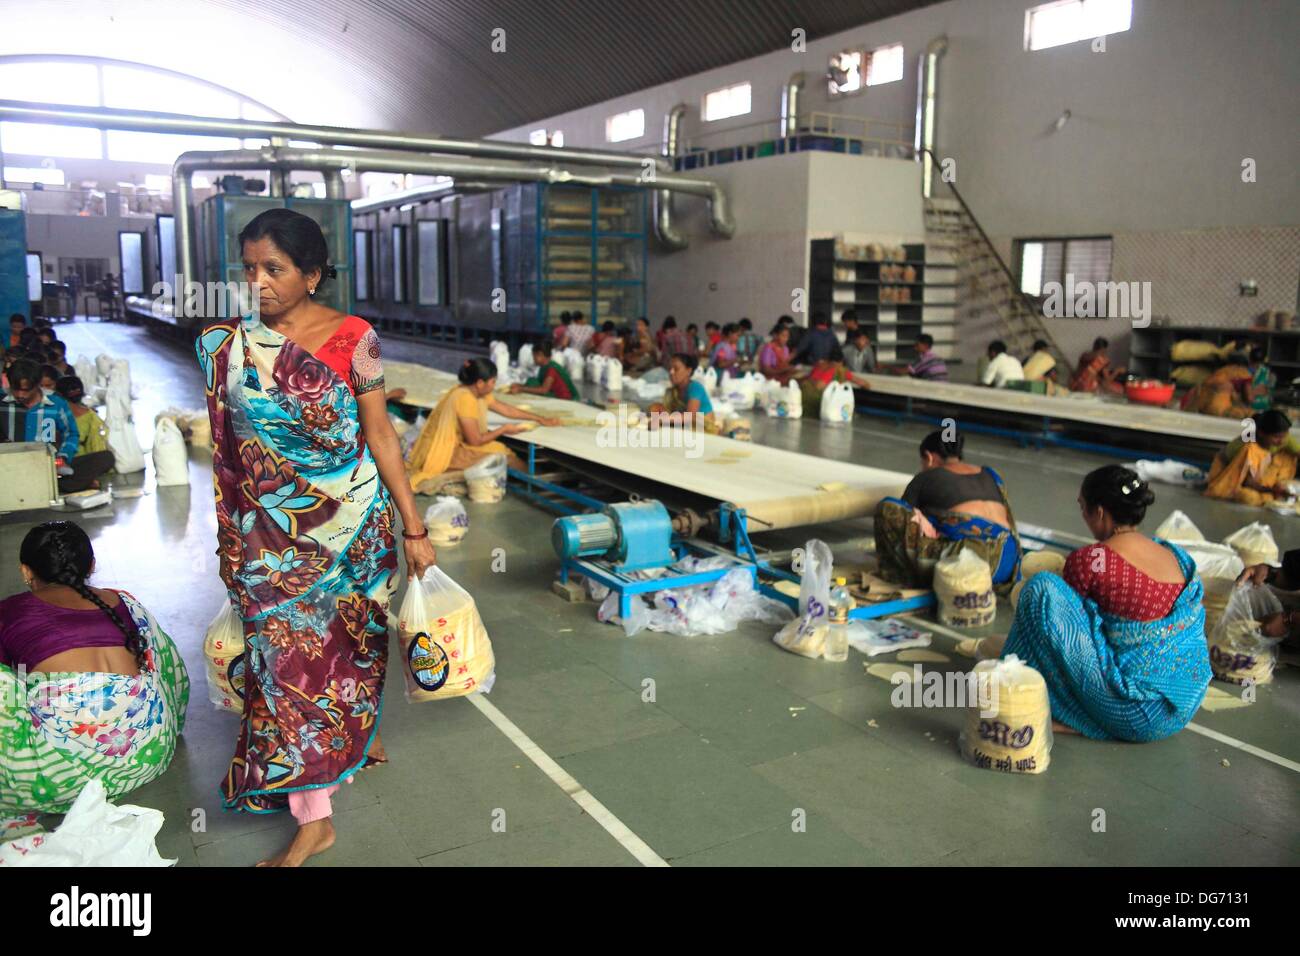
[552,500,675,572]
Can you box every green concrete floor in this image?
[3,319,1296,866]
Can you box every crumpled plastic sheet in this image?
[596,556,793,637]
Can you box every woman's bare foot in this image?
[256,819,335,867]
[1051,720,1080,735]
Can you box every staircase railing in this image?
[919,147,1067,366]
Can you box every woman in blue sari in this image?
[874,429,1021,590]
[1003,466,1211,741]
[197,209,435,866]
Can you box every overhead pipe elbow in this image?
[654,103,689,251]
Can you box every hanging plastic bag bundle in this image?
[935,548,996,627]
[517,342,536,375]
[1223,522,1280,568]
[152,417,190,487]
[465,452,508,503]
[958,655,1052,774]
[94,353,114,385]
[424,495,469,546]
[819,381,855,425]
[397,567,496,701]
[1153,509,1206,542]
[103,361,145,474]
[202,601,246,714]
[489,340,511,375]
[1180,541,1245,635]
[1208,584,1287,685]
[1009,549,1067,609]
[772,538,833,658]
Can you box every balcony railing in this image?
[674,110,914,170]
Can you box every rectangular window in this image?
[550,130,565,148]
[529,129,548,146]
[118,232,145,295]
[0,61,100,107]
[865,43,904,85]
[3,166,66,186]
[703,82,752,122]
[143,173,173,193]
[605,108,645,143]
[1016,236,1113,299]
[1025,0,1132,52]
[391,224,407,303]
[353,229,372,302]
[417,220,443,306]
[0,122,102,160]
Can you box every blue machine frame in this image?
[508,442,939,624]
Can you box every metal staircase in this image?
[919,151,1068,373]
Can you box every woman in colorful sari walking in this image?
[197,209,435,867]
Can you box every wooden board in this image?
[384,362,907,530]
[857,374,1242,443]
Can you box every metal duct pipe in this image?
[653,104,689,251]
[3,98,700,249]
[322,169,346,200]
[172,146,734,290]
[780,72,804,138]
[914,36,948,199]
[0,100,671,173]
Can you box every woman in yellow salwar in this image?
[405,357,558,494]
[1204,410,1298,506]
[1180,361,1252,418]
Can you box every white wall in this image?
[497,0,1300,352]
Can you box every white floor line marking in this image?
[1184,722,1300,773]
[466,694,670,867]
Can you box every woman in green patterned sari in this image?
[0,521,189,816]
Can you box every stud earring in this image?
[309,287,316,296]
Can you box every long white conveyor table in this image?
[855,373,1242,444]
[385,361,908,531]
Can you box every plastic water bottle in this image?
[825,576,852,662]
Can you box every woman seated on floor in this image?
[1203,409,1298,506]
[756,324,795,383]
[874,429,1022,589]
[1179,359,1252,418]
[649,352,716,432]
[54,375,115,465]
[0,521,189,814]
[405,357,559,494]
[507,340,578,400]
[1069,337,1126,394]
[1003,466,1210,741]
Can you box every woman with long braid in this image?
[0,521,189,813]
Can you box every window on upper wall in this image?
[1025,0,1132,51]
[529,129,548,146]
[1016,237,1113,298]
[865,43,904,85]
[4,166,66,186]
[703,82,752,122]
[605,109,644,143]
[0,121,103,159]
[827,50,864,96]
[550,130,564,147]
